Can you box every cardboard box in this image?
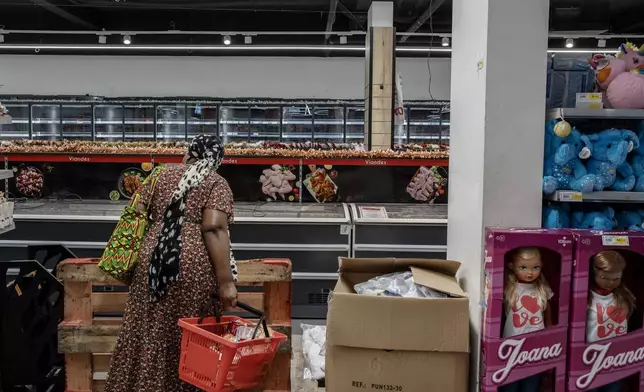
[326,258,469,392]
[481,228,573,392]
[568,231,644,391]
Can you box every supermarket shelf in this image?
[548,108,644,120]
[545,190,644,203]
[0,170,14,180]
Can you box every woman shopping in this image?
[105,135,239,392]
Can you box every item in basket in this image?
[303,168,338,202]
[15,166,44,197]
[406,166,446,202]
[354,270,448,298]
[118,168,146,198]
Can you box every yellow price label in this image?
[602,235,629,246]
[588,93,602,100]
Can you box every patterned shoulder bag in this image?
[98,167,164,283]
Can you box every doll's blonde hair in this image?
[589,250,636,317]
[504,247,552,313]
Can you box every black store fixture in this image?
[1,201,448,319]
[0,246,74,392]
[0,98,451,145]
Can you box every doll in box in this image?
[501,247,554,392]
[586,250,636,392]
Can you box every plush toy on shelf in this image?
[589,43,644,109]
[586,128,639,191]
[543,119,596,195]
[543,202,571,229]
[572,207,616,230]
[615,210,644,231]
[628,121,644,191]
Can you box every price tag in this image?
[602,235,629,247]
[558,191,583,202]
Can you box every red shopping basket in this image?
[178,296,287,392]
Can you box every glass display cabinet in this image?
[0,98,450,145]
[0,103,29,139]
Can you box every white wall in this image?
[0,55,450,100]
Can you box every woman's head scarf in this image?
[149,135,236,301]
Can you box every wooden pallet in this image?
[57,258,292,392]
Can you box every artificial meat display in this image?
[16,167,44,197]
[259,164,297,200]
[406,166,445,202]
[0,140,449,159]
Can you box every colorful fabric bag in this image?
[98,167,163,283]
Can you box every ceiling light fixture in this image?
[122,34,132,45]
[597,38,607,48]
[565,38,574,48]
[340,36,347,45]
[244,35,252,44]
[98,35,107,44]
[223,35,231,45]
[441,37,450,47]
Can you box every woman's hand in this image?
[220,281,238,311]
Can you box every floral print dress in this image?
[105,164,234,392]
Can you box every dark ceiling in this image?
[0,0,641,49]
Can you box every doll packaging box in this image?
[482,228,573,392]
[568,231,644,391]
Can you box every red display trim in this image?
[303,158,449,167]
[3,153,448,167]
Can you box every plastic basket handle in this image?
[211,293,271,338]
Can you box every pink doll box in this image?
[568,231,644,391]
[481,228,573,392]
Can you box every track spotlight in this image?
[597,38,607,48]
[123,34,132,45]
[340,36,347,45]
[0,35,4,44]
[244,35,252,44]
[565,38,574,48]
[98,35,107,44]
[223,35,231,45]
[441,37,450,47]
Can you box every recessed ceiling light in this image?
[565,38,574,48]
[123,34,132,45]
[223,35,231,45]
[441,37,450,47]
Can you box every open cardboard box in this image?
[326,258,470,392]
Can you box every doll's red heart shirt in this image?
[503,283,553,338]
[586,291,628,342]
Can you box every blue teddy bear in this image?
[586,129,639,191]
[572,207,616,230]
[543,203,571,229]
[615,210,644,231]
[543,119,596,195]
[628,121,644,192]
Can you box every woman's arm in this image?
[202,208,237,310]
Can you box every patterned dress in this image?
[105,164,234,392]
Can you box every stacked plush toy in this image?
[589,42,644,110]
[543,120,644,229]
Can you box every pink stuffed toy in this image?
[589,43,644,109]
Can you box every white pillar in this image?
[447,0,550,389]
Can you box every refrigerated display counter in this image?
[350,203,448,259]
[0,201,350,318]
[0,201,448,318]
